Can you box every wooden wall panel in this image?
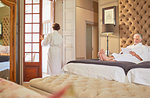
[76,0,98,12]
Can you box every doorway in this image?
[86,23,98,59]
[42,0,63,77]
[42,0,53,77]
[23,0,58,81]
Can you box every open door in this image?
[86,24,92,59]
[86,23,98,59]
[23,0,42,81]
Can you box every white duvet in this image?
[0,61,10,71]
[127,68,150,86]
[63,63,128,83]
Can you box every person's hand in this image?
[129,51,136,56]
[40,35,44,40]
[129,51,143,61]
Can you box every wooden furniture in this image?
[1,0,16,82]
[0,53,10,56]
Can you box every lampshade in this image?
[102,24,115,34]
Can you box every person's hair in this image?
[133,33,142,39]
[52,23,60,31]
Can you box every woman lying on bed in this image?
[99,33,148,63]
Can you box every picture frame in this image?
[102,6,116,25]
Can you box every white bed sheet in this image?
[0,61,10,71]
[127,68,150,86]
[63,63,128,83]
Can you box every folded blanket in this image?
[0,56,9,62]
[68,59,150,74]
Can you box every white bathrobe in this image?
[42,30,63,75]
[112,43,148,63]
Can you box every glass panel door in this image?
[24,0,41,62]
[24,0,42,81]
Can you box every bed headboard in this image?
[2,16,10,46]
[119,0,150,48]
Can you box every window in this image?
[24,0,41,62]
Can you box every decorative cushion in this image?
[0,45,10,54]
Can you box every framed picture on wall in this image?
[102,6,116,25]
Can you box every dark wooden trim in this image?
[18,0,20,84]
[39,0,42,77]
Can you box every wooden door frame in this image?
[1,0,17,82]
[85,21,98,59]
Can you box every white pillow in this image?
[0,45,10,54]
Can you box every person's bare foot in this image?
[101,54,109,61]
[100,49,105,54]
[99,49,116,61]
[100,50,111,61]
[99,49,105,61]
[99,52,103,61]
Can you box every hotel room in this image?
[0,0,150,97]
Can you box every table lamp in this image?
[102,24,115,56]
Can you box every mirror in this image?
[0,0,10,80]
[0,0,16,82]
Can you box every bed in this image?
[0,78,45,98]
[63,59,150,85]
[0,61,10,79]
[0,45,10,79]
[0,56,10,79]
[127,61,150,86]
[29,74,150,98]
[63,59,137,83]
